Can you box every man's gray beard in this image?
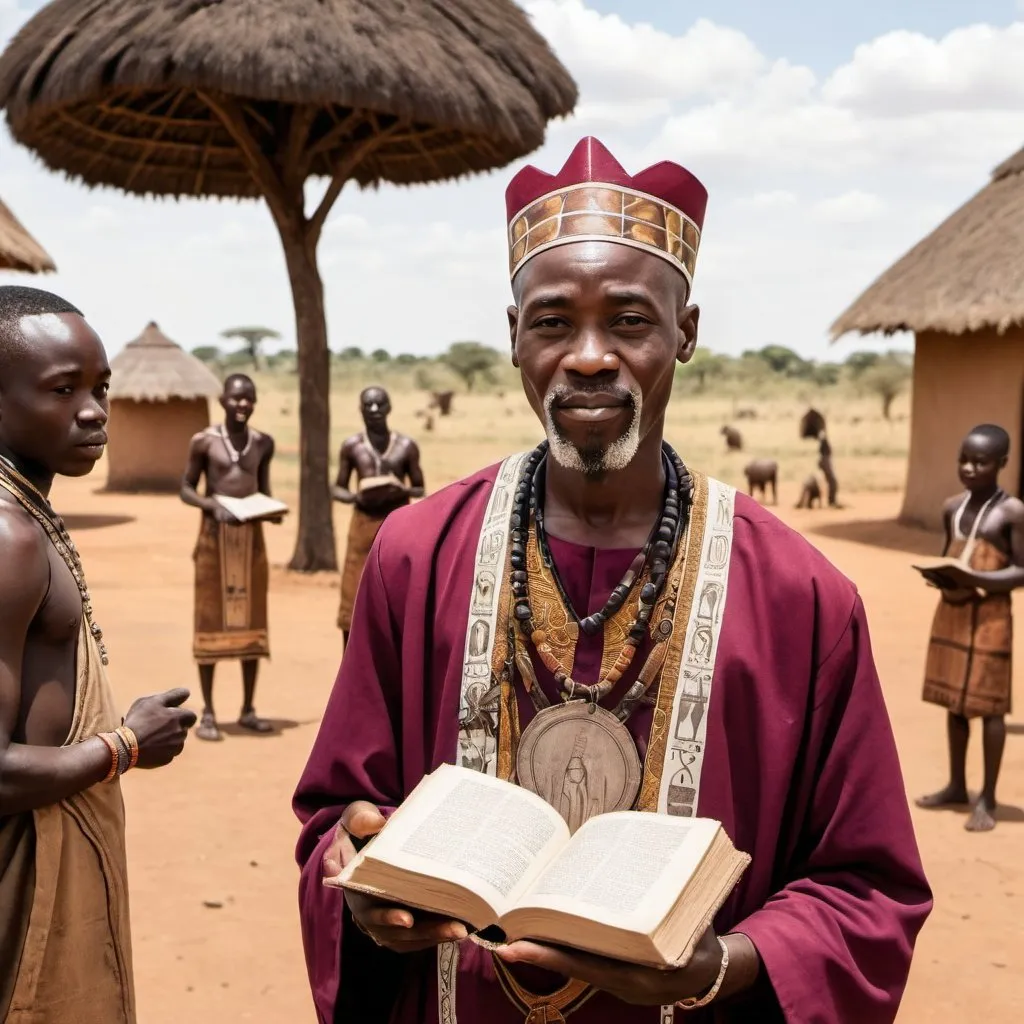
[543,386,643,479]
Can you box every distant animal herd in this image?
[722,407,834,509]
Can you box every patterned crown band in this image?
[508,183,701,286]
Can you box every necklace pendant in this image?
[516,703,642,832]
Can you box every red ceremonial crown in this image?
[505,137,708,289]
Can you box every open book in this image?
[214,493,289,523]
[911,559,975,590]
[327,764,750,969]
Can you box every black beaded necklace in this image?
[509,441,693,705]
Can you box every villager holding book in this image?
[333,385,424,646]
[915,424,1023,831]
[180,373,283,741]
[0,286,195,1022]
[294,139,932,1022]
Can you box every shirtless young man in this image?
[0,286,195,1021]
[180,374,280,742]
[333,386,424,646]
[917,424,1024,831]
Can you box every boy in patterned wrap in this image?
[916,424,1024,832]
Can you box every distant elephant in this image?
[744,458,778,505]
[795,474,822,509]
[720,425,743,452]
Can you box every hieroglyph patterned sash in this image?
[439,461,736,1024]
[439,452,528,1024]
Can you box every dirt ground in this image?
[53,470,1023,1023]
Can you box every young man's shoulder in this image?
[0,500,50,591]
[188,426,217,448]
[999,494,1024,519]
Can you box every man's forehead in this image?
[362,389,388,402]
[5,311,107,367]
[515,241,678,302]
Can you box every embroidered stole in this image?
[441,457,736,1023]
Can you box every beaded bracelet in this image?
[115,725,140,771]
[98,732,121,783]
[677,937,730,1011]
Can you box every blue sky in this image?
[1,0,1023,360]
[587,1,1018,70]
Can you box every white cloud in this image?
[75,205,121,232]
[812,191,886,224]
[823,24,1024,114]
[525,2,766,101]
[733,190,799,211]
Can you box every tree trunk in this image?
[275,214,338,572]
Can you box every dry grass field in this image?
[254,370,912,500]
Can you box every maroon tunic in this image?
[294,463,932,1023]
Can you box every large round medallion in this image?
[516,702,642,832]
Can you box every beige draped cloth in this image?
[0,622,135,1022]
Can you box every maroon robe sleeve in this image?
[293,539,405,1024]
[732,597,932,1023]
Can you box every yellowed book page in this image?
[338,764,570,918]
[214,493,289,522]
[512,813,719,933]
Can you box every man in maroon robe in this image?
[294,138,931,1023]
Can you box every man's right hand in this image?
[323,800,468,953]
[210,504,237,524]
[124,688,198,768]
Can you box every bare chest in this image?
[205,431,264,497]
[352,437,410,479]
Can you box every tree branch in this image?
[283,105,317,189]
[199,91,292,224]
[307,108,362,161]
[307,116,404,246]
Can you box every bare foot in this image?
[965,799,997,832]
[238,710,273,734]
[195,711,222,742]
[915,785,969,809]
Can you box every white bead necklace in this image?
[219,424,253,464]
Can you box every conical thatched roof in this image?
[109,322,222,401]
[832,145,1024,338]
[0,0,578,198]
[0,197,55,272]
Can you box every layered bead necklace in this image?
[507,440,693,830]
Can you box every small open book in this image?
[911,560,971,588]
[214,493,289,523]
[326,764,750,969]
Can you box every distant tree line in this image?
[683,345,912,419]
[190,336,912,419]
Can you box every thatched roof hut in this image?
[106,322,222,493]
[832,146,1024,529]
[0,197,55,272]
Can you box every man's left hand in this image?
[497,926,722,1006]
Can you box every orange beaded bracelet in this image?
[97,732,121,783]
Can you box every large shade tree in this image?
[0,0,576,570]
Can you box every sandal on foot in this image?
[195,712,222,742]
[238,710,274,734]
